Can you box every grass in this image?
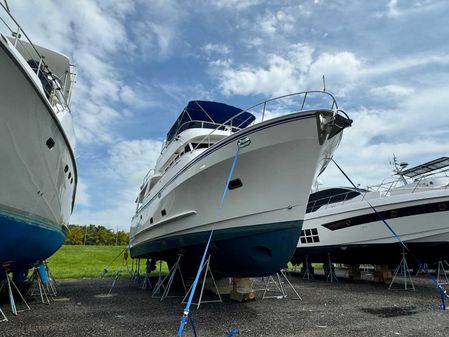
[46,245,168,279]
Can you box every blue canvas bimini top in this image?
[166,100,256,142]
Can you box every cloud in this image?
[370,84,414,97]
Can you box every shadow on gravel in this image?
[361,306,419,318]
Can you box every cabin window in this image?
[64,165,69,173]
[46,137,55,149]
[185,144,191,153]
[161,209,166,216]
[68,172,72,179]
[150,217,153,224]
[228,178,243,190]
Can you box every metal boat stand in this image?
[140,259,152,289]
[326,253,338,283]
[415,262,429,276]
[389,249,415,291]
[0,306,7,322]
[107,268,122,295]
[437,261,449,285]
[302,255,314,280]
[28,267,52,305]
[262,269,302,300]
[131,258,142,284]
[151,260,165,297]
[0,267,30,316]
[152,254,187,301]
[182,255,222,309]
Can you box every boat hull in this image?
[292,190,449,266]
[0,34,76,273]
[131,110,347,277]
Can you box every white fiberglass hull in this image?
[0,35,77,269]
[293,189,449,265]
[131,110,349,276]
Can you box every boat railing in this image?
[0,3,74,111]
[141,168,156,187]
[192,90,343,153]
[306,189,368,213]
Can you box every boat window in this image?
[46,137,55,149]
[300,237,306,244]
[311,228,318,235]
[161,209,166,216]
[150,217,153,224]
[185,144,191,153]
[228,178,243,190]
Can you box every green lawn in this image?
[46,245,168,279]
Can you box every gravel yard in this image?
[1,274,448,336]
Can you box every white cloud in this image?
[202,43,231,56]
[370,84,414,97]
[212,0,263,10]
[75,179,90,207]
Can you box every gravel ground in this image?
[1,272,449,337]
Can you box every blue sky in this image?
[10,0,449,230]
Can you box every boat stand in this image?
[28,269,50,304]
[107,268,122,295]
[182,255,222,309]
[1,268,30,315]
[140,259,152,289]
[0,306,7,322]
[389,250,415,291]
[415,262,429,276]
[151,260,165,297]
[326,253,338,283]
[152,255,186,301]
[302,255,314,280]
[437,261,449,285]
[132,258,142,284]
[262,269,302,300]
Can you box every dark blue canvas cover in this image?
[166,100,255,141]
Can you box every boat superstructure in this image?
[292,157,449,266]
[130,91,352,277]
[0,3,77,281]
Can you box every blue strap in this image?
[332,159,448,308]
[227,328,239,336]
[177,142,242,337]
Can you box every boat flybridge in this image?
[0,2,77,283]
[130,91,352,277]
[292,156,449,267]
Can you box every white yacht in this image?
[292,157,449,267]
[130,92,352,277]
[0,3,77,282]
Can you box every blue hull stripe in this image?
[0,209,64,267]
[131,220,303,277]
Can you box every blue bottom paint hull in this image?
[131,221,302,277]
[0,211,65,273]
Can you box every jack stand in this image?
[302,255,314,280]
[107,268,122,295]
[44,261,57,296]
[388,250,415,291]
[182,255,222,309]
[326,253,338,283]
[140,259,152,289]
[0,306,7,322]
[160,255,186,301]
[262,270,302,300]
[415,262,429,276]
[132,258,141,284]
[152,260,165,297]
[1,268,30,315]
[29,268,50,304]
[437,261,449,285]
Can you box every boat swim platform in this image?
[1,276,446,336]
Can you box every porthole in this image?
[390,210,398,217]
[70,178,73,184]
[150,217,154,224]
[345,219,351,226]
[46,138,55,149]
[68,172,72,179]
[64,165,69,173]
[438,203,447,211]
[228,178,243,190]
[161,209,166,216]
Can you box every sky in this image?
[7,0,449,230]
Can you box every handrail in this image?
[186,91,339,154]
[0,3,74,111]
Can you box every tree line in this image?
[65,224,130,245]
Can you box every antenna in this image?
[322,75,326,92]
